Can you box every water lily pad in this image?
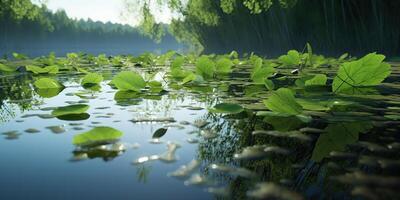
[112,71,146,92]
[36,88,64,98]
[73,126,123,146]
[215,58,233,74]
[278,50,301,66]
[34,78,64,89]
[81,73,103,86]
[209,103,244,114]
[51,104,89,117]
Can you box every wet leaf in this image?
[278,50,301,66]
[0,63,16,72]
[73,126,123,146]
[152,128,168,139]
[112,71,146,92]
[209,103,244,114]
[51,104,89,117]
[215,58,233,74]
[333,53,391,94]
[263,88,302,115]
[196,56,215,79]
[26,65,59,74]
[81,73,103,86]
[305,74,327,86]
[34,78,64,89]
[36,88,64,98]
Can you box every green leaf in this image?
[182,73,197,84]
[171,56,185,69]
[34,78,64,89]
[251,64,276,84]
[278,50,301,66]
[332,53,391,94]
[305,74,327,86]
[12,52,28,60]
[261,112,311,131]
[36,88,64,98]
[51,104,89,117]
[81,73,103,86]
[26,65,59,74]
[112,71,146,92]
[311,122,372,162]
[215,58,233,74]
[209,103,244,114]
[0,63,16,72]
[264,79,275,90]
[152,128,168,138]
[263,88,302,115]
[73,126,123,146]
[196,56,215,79]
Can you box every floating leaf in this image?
[215,58,233,74]
[251,64,276,84]
[332,53,391,94]
[196,56,215,79]
[152,128,168,139]
[182,73,197,84]
[73,126,123,146]
[112,71,146,92]
[0,63,16,72]
[278,50,301,66]
[81,73,103,86]
[263,88,302,115]
[56,113,90,121]
[264,79,275,90]
[209,103,244,114]
[36,88,64,98]
[261,112,311,131]
[171,56,185,69]
[51,104,89,117]
[311,122,372,162]
[26,65,59,74]
[305,74,327,86]
[34,78,64,89]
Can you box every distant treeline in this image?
[0,0,182,57]
[136,0,400,57]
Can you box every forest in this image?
[0,0,399,200]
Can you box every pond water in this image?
[1,56,400,200]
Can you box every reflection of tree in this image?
[0,74,40,122]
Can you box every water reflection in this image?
[0,63,400,199]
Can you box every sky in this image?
[33,0,175,26]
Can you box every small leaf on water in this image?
[81,73,103,86]
[112,71,146,92]
[73,126,123,146]
[34,78,64,89]
[51,104,89,117]
[305,74,327,86]
[152,128,168,139]
[263,88,302,115]
[278,50,301,66]
[209,103,244,114]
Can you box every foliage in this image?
[81,73,103,86]
[112,71,146,92]
[73,126,123,146]
[33,77,64,89]
[51,104,89,117]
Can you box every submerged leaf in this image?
[263,88,302,115]
[332,53,391,94]
[52,104,89,117]
[73,126,123,146]
[311,121,372,162]
[112,71,146,92]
